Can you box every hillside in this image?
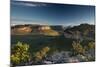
[64,24,95,40]
[11,24,95,38]
[11,24,61,36]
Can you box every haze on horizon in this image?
[11,1,95,26]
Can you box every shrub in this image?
[11,42,30,65]
[88,42,95,49]
[35,46,50,62]
[72,41,85,55]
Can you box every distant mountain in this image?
[64,24,95,40]
[11,23,95,39]
[64,24,95,32]
[11,24,63,36]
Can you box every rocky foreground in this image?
[41,50,95,64]
[15,50,94,66]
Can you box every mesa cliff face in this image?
[11,24,61,36]
[12,26,32,34]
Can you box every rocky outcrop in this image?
[11,24,60,36]
[11,26,32,35]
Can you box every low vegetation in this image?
[35,46,50,62]
[11,40,95,66]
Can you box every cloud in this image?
[11,1,47,7]
[11,17,49,26]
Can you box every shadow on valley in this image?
[11,35,74,52]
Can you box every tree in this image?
[88,42,95,49]
[72,41,85,55]
[84,41,95,61]
[35,46,50,62]
[11,42,30,65]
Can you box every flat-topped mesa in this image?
[11,26,32,35]
[11,24,61,36]
[38,25,51,31]
[17,27,32,32]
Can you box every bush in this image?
[72,41,85,55]
[71,41,95,61]
[11,42,30,65]
[88,42,95,49]
[35,46,50,62]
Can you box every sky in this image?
[11,1,95,26]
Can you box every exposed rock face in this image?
[38,25,51,31]
[11,24,61,36]
[11,26,32,35]
[41,50,95,64]
[16,27,32,32]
